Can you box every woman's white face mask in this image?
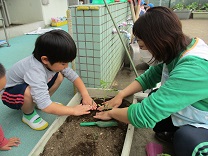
[139,49,161,66]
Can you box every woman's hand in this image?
[94,107,129,123]
[97,95,123,111]
[93,110,112,120]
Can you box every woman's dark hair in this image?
[33,30,76,64]
[0,63,6,78]
[133,6,191,63]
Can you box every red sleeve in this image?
[0,126,8,147]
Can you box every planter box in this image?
[192,11,208,19]
[174,10,191,19]
[28,88,137,156]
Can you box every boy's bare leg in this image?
[21,86,35,114]
[48,72,64,96]
[0,137,20,151]
[21,86,48,130]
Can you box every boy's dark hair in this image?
[133,6,191,64]
[33,30,77,64]
[0,63,6,78]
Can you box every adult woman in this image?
[94,6,208,156]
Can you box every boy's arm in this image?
[73,77,90,100]
[73,77,96,108]
[42,77,96,115]
[61,68,95,106]
[42,102,92,116]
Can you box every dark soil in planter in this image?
[40,98,131,156]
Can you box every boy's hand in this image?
[71,104,92,116]
[82,96,97,110]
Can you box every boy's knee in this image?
[56,73,64,84]
[24,86,32,99]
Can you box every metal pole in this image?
[103,0,139,77]
[159,0,162,6]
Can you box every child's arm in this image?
[73,77,90,101]
[42,102,92,116]
[61,68,96,109]
[73,77,97,109]
[0,126,20,151]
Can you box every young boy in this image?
[1,30,96,131]
[0,63,20,150]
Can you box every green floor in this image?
[0,25,75,156]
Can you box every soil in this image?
[40,98,131,156]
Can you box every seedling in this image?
[97,103,112,111]
[95,80,118,111]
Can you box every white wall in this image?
[0,0,68,39]
[41,0,68,25]
[6,0,43,24]
[4,0,68,26]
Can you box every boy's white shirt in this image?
[4,55,78,109]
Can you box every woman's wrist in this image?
[117,90,125,99]
[108,109,114,119]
